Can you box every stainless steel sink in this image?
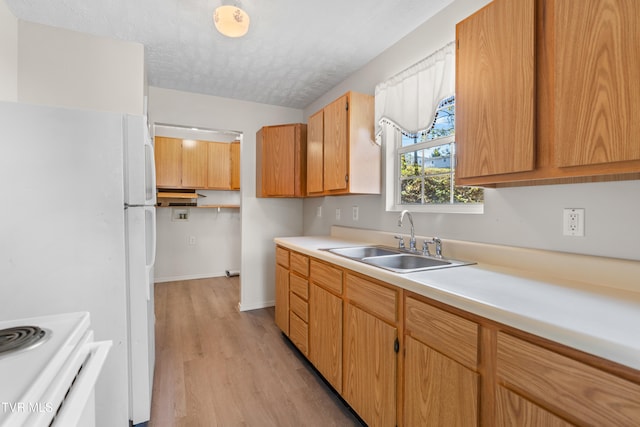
[326,246,399,259]
[324,245,474,273]
[363,254,451,272]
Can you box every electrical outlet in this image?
[563,208,585,236]
[352,206,359,221]
[316,206,322,218]
[335,208,341,220]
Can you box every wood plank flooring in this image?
[150,277,364,427]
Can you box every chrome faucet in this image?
[398,210,416,252]
[423,237,443,258]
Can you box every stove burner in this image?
[0,326,49,356]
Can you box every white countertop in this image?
[275,235,640,371]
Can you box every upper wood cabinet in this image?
[181,139,208,189]
[154,136,239,190]
[256,123,307,197]
[554,0,640,168]
[456,0,640,186]
[456,0,535,180]
[307,91,381,196]
[207,142,231,189]
[230,141,240,190]
[306,110,324,195]
[155,136,183,188]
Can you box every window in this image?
[390,96,483,212]
[376,42,483,213]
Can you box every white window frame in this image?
[384,121,484,214]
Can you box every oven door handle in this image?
[52,340,112,426]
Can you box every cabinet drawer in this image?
[290,252,309,277]
[310,260,343,295]
[276,246,289,268]
[289,274,308,300]
[497,332,640,426]
[345,274,397,324]
[289,312,308,356]
[405,296,478,369]
[290,292,308,323]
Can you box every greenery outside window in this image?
[389,96,483,213]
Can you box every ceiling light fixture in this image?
[213,3,250,38]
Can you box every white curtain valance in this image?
[375,41,455,136]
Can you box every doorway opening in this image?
[152,123,242,302]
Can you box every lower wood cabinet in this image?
[308,259,343,392]
[274,246,640,427]
[403,295,479,426]
[496,331,640,426]
[344,302,397,427]
[496,386,571,427]
[309,282,342,392]
[343,273,399,427]
[274,251,289,335]
[404,336,478,426]
[289,274,309,356]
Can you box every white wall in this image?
[302,0,640,262]
[154,197,242,281]
[17,20,145,114]
[0,0,17,101]
[148,86,304,309]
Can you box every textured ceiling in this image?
[5,0,453,109]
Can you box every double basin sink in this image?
[324,245,475,273]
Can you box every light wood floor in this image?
[150,277,364,427]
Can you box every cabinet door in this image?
[344,303,397,427]
[154,136,182,188]
[207,142,231,189]
[309,283,342,393]
[230,141,240,190]
[496,386,571,427]
[497,332,640,426]
[555,0,640,167]
[181,139,208,189]
[261,125,296,196]
[307,110,324,194]
[275,264,289,335]
[456,0,535,179]
[323,95,348,191]
[404,335,479,426]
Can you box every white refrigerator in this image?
[0,101,156,426]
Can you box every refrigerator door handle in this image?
[144,129,157,206]
[145,206,157,301]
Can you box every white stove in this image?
[0,312,111,427]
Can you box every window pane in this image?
[453,183,484,204]
[400,151,423,178]
[423,144,452,175]
[424,174,451,204]
[400,178,423,204]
